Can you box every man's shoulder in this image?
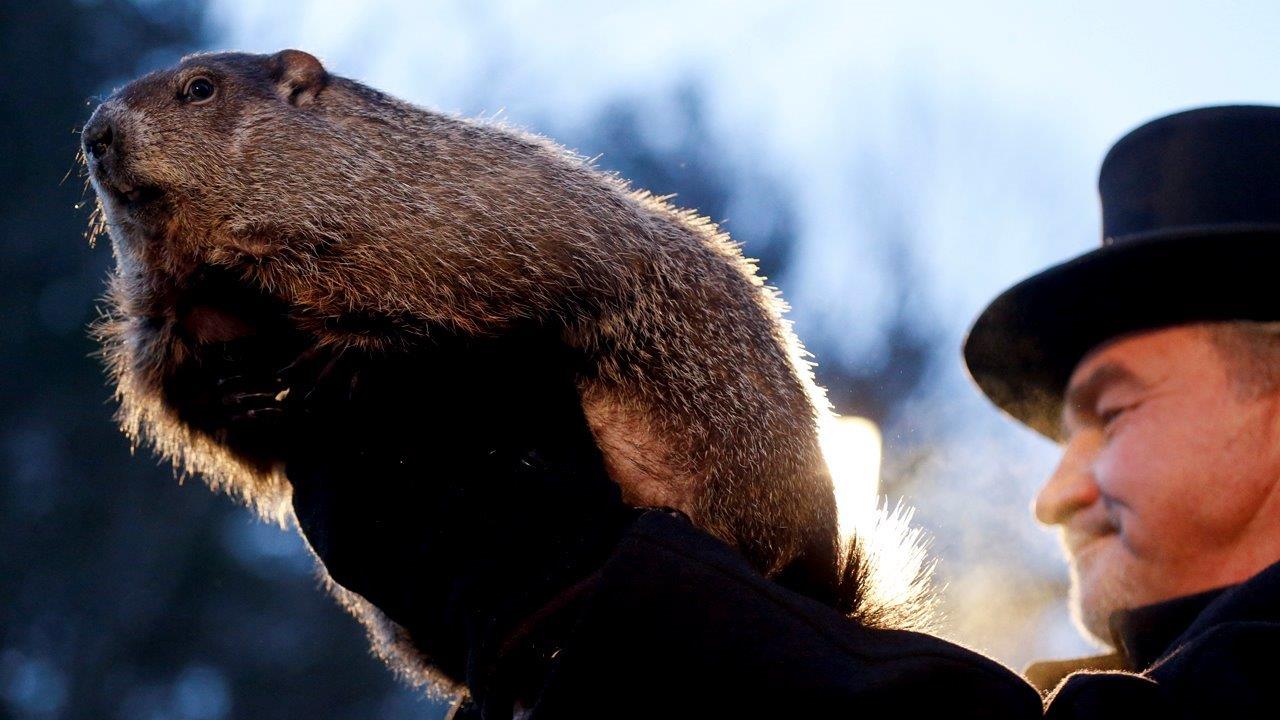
[1045,563,1280,719]
[1045,620,1279,719]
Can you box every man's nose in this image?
[1034,433,1102,526]
[82,108,116,160]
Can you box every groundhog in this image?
[83,49,929,680]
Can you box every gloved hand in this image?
[280,331,644,711]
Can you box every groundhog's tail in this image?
[833,501,939,631]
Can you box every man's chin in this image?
[1067,580,1117,649]
[1067,540,1135,649]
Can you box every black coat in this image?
[461,511,1043,718]
[461,513,1280,718]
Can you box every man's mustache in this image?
[1062,498,1123,557]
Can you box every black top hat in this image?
[964,105,1280,439]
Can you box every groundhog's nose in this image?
[83,112,115,160]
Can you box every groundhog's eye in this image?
[182,77,216,104]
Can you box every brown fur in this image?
[85,51,931,672]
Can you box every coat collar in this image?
[1151,557,1280,659]
[1108,584,1227,670]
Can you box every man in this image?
[965,104,1280,715]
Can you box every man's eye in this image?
[1099,404,1134,429]
[183,77,216,104]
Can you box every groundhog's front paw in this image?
[276,345,364,410]
[163,338,300,462]
[215,371,291,425]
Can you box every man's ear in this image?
[268,49,328,108]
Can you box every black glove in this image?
[282,329,644,711]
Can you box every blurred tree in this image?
[565,82,939,428]
[0,2,445,718]
[575,80,797,288]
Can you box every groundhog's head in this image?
[83,50,340,276]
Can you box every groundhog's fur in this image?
[85,50,931,687]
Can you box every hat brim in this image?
[964,227,1280,440]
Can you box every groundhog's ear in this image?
[268,49,328,108]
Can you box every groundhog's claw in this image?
[203,368,292,426]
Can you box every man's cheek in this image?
[1093,433,1162,509]
[1109,489,1188,565]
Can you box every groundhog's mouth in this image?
[90,161,163,209]
[104,179,163,208]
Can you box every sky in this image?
[204,0,1280,668]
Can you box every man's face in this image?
[1036,324,1280,646]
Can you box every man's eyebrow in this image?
[1062,362,1145,426]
